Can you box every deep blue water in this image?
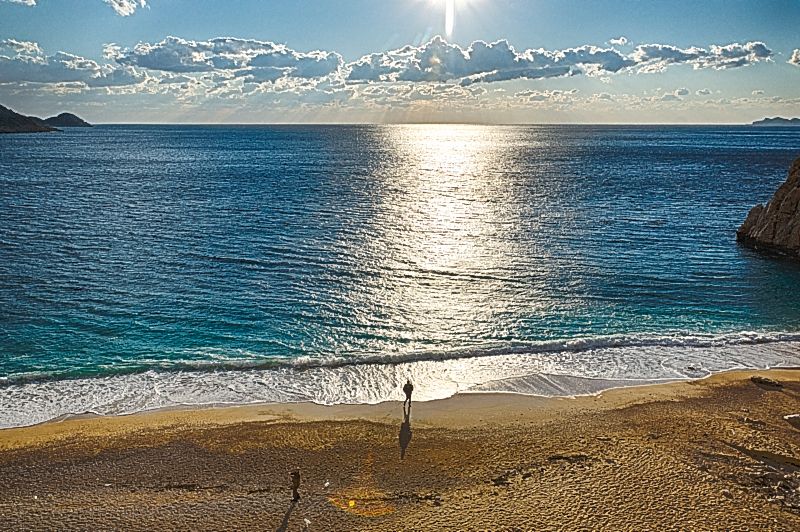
[1,125,800,425]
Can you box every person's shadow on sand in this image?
[399,402,412,460]
[275,500,295,532]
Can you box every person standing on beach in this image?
[403,379,414,406]
[290,469,301,502]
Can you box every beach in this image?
[1,369,798,530]
[3,2,800,530]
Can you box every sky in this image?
[1,0,799,124]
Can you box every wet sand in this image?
[1,369,799,530]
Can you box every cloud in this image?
[113,36,343,84]
[0,42,143,87]
[752,89,764,96]
[1,0,146,15]
[0,38,42,58]
[0,35,783,110]
[696,88,712,95]
[347,37,635,87]
[346,37,771,87]
[103,0,147,17]
[515,88,579,103]
[790,49,800,66]
[609,37,628,46]
[87,35,778,93]
[655,88,693,102]
[632,41,771,72]
[397,38,522,83]
[462,65,573,86]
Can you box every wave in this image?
[3,329,800,387]
[1,330,799,429]
[285,329,800,370]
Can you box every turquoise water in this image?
[1,125,800,426]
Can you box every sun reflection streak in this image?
[386,125,501,271]
[351,125,526,352]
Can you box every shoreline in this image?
[3,331,800,430]
[0,366,794,434]
[0,367,796,443]
[1,368,799,529]
[0,374,685,433]
[2,361,798,434]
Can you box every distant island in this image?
[0,104,91,134]
[750,117,800,127]
[43,113,92,128]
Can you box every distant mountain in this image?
[751,117,800,127]
[0,104,58,134]
[44,112,92,127]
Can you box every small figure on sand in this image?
[290,469,301,502]
[403,379,414,406]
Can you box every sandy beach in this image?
[1,369,798,530]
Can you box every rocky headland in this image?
[737,156,800,258]
[0,104,58,134]
[0,104,92,133]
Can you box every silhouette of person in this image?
[399,402,412,460]
[403,379,414,406]
[290,469,301,502]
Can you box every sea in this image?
[2,124,800,428]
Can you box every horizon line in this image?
[76,121,788,127]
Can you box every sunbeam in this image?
[445,0,455,36]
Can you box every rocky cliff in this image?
[737,157,800,258]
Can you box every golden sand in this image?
[1,369,798,530]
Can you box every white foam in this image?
[1,331,799,429]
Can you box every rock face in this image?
[44,112,92,127]
[0,104,58,133]
[737,157,800,258]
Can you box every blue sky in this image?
[1,0,799,123]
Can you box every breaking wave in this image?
[1,330,799,429]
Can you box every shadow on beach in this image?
[399,402,412,460]
[275,500,295,532]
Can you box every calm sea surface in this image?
[1,125,800,426]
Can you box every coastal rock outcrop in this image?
[0,104,58,133]
[737,157,800,258]
[44,112,92,127]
